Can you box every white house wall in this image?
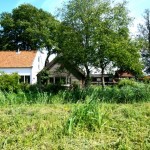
[31,49,56,84]
[31,51,44,84]
[0,67,33,83]
[0,68,32,75]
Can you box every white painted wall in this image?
[0,67,32,83]
[0,67,32,75]
[31,50,46,84]
[31,49,56,84]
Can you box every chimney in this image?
[16,41,21,54]
[16,48,20,54]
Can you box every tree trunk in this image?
[101,67,105,89]
[85,65,90,87]
[148,13,150,51]
[44,49,51,67]
[148,18,150,51]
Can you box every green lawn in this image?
[0,103,150,150]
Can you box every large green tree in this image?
[94,1,143,86]
[58,0,142,87]
[0,4,59,66]
[58,0,111,86]
[138,9,150,73]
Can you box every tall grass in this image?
[0,91,66,105]
[62,81,150,103]
[0,80,150,105]
[64,100,109,134]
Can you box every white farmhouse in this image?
[0,49,49,84]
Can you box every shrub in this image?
[0,91,6,105]
[118,78,138,88]
[0,72,20,92]
[20,83,30,92]
[20,83,40,93]
[39,83,65,94]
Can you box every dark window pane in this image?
[49,77,54,83]
[55,77,60,84]
[109,78,113,82]
[104,77,109,82]
[19,76,24,83]
[60,77,66,84]
[91,77,97,82]
[67,77,71,84]
[55,77,66,84]
[25,76,30,83]
[96,78,101,82]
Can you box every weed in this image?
[64,101,108,134]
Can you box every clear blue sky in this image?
[0,0,66,15]
[0,0,150,34]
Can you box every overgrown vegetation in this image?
[1,78,150,105]
[0,72,20,93]
[0,1,149,148]
[0,75,150,149]
[0,63,148,148]
[0,103,149,149]
[64,101,107,134]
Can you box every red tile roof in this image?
[0,50,37,68]
[116,70,134,78]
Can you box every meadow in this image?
[0,79,150,149]
[0,103,149,150]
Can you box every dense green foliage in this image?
[0,103,149,149]
[0,4,59,50]
[58,0,143,87]
[138,9,150,51]
[138,9,150,73]
[0,72,20,92]
[0,4,59,65]
[0,2,143,87]
[0,79,150,105]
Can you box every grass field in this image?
[0,102,150,150]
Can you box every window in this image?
[60,77,66,84]
[25,76,30,83]
[55,77,66,84]
[19,75,30,84]
[97,78,101,82]
[38,56,40,62]
[19,76,24,83]
[49,77,54,83]
[67,77,71,84]
[38,57,40,69]
[109,78,113,82]
[104,77,109,82]
[91,77,97,82]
